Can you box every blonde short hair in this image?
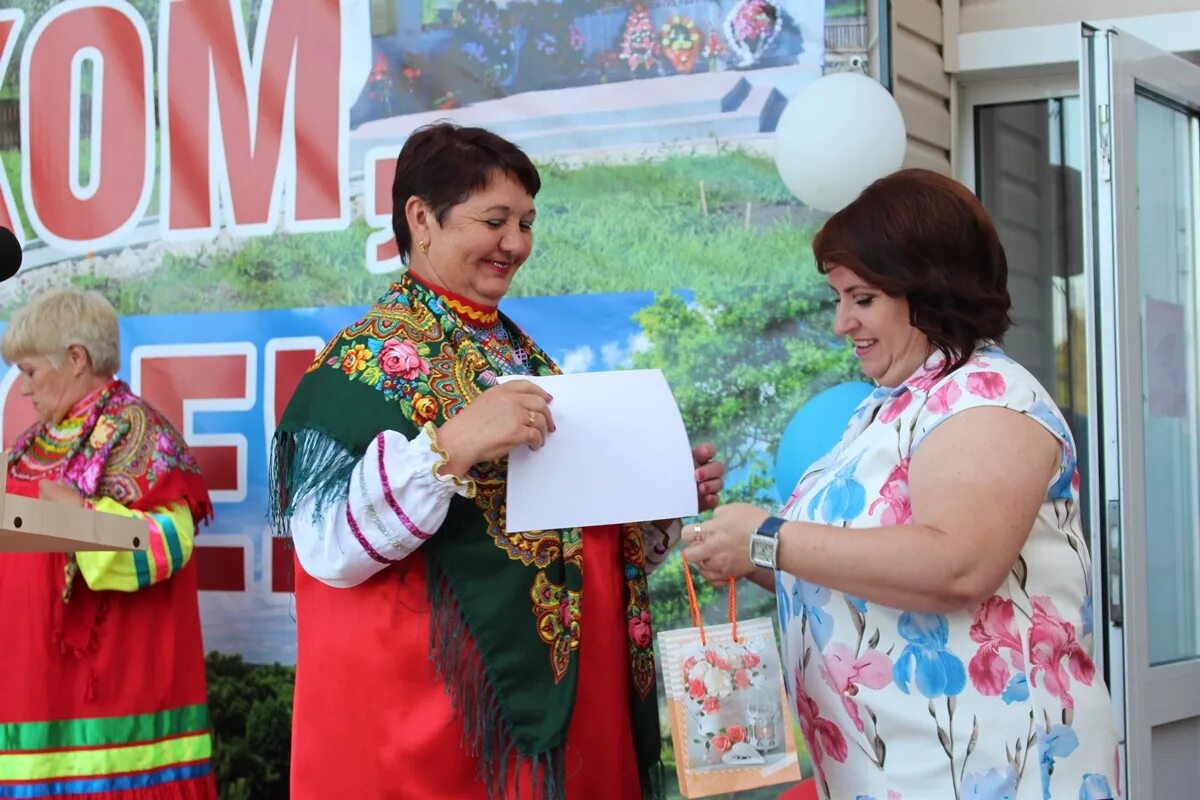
[2,289,120,375]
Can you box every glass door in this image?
[1082,25,1200,799]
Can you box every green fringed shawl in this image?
[270,273,663,799]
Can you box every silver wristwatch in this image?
[749,516,785,570]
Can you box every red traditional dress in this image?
[273,274,669,799]
[0,380,216,799]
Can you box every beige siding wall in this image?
[890,0,1194,176]
[891,0,954,175]
[959,0,1199,32]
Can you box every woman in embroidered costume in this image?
[685,170,1120,799]
[271,123,724,800]
[0,290,216,798]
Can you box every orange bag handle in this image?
[680,552,738,646]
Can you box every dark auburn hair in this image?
[390,123,541,261]
[812,168,1012,376]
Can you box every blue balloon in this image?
[774,381,874,502]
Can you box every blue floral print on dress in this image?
[1039,724,1080,799]
[1028,400,1076,500]
[807,453,867,525]
[892,612,966,698]
[778,347,1118,798]
[777,571,792,636]
[793,579,836,651]
[1078,773,1115,800]
[1000,673,1029,704]
[961,765,1018,799]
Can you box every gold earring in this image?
[417,240,429,255]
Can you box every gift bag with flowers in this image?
[657,557,802,797]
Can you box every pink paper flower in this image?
[688,679,705,701]
[818,642,892,732]
[727,725,746,744]
[712,734,732,752]
[702,696,720,713]
[1028,596,1095,708]
[733,669,752,690]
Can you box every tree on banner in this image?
[619,4,658,74]
[636,280,859,628]
[631,280,860,507]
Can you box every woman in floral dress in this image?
[684,169,1119,799]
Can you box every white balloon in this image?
[773,72,907,213]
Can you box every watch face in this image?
[751,538,774,564]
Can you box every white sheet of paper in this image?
[498,369,698,532]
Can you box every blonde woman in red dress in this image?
[0,289,216,799]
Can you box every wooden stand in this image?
[0,493,147,552]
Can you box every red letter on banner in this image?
[265,337,323,593]
[162,0,346,238]
[364,149,402,274]
[0,11,25,240]
[21,2,153,250]
[131,344,256,504]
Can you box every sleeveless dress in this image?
[777,346,1119,800]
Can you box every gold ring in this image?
[692,524,703,541]
[528,410,537,426]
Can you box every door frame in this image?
[956,16,1200,798]
[1082,24,1200,798]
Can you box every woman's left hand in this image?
[39,480,85,507]
[682,503,771,581]
[691,443,725,512]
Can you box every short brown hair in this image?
[812,168,1012,376]
[390,123,541,261]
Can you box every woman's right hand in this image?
[434,381,555,478]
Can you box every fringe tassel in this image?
[268,428,360,538]
[429,566,566,800]
[641,759,666,800]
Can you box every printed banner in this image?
[0,0,868,668]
